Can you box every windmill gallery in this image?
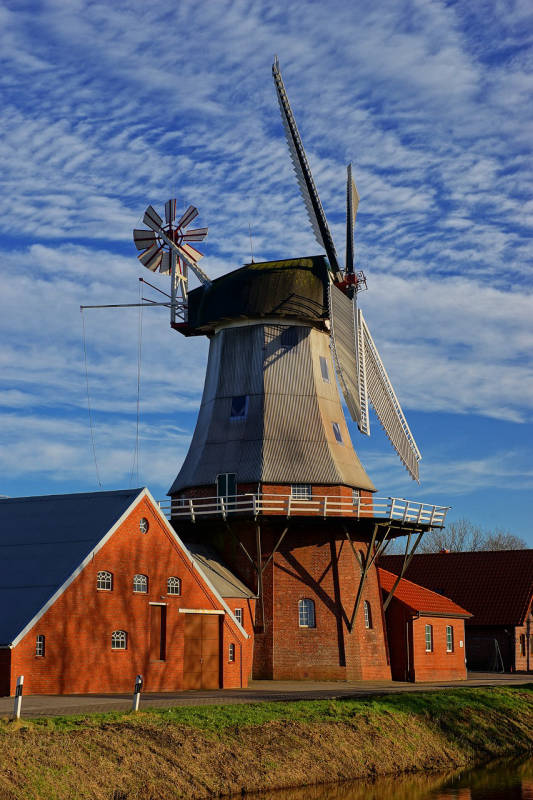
[0,60,476,696]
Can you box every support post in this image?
[347,523,379,632]
[12,675,24,720]
[256,524,265,631]
[261,526,289,575]
[383,529,425,611]
[132,674,143,711]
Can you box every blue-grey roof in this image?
[0,489,143,645]
[186,542,254,599]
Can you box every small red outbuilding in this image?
[0,488,254,696]
[379,568,471,682]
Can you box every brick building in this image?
[378,568,471,682]
[380,550,533,673]
[0,488,253,695]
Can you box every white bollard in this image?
[132,674,143,711]
[13,675,24,720]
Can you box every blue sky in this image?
[0,0,532,544]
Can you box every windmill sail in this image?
[357,309,421,482]
[272,57,340,274]
[345,163,359,273]
[328,283,362,426]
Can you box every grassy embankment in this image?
[1,685,532,800]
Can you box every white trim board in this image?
[178,608,225,615]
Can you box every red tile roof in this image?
[378,568,472,617]
[380,550,533,626]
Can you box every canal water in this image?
[236,755,533,800]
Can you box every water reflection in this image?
[235,756,533,800]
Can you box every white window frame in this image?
[35,634,45,657]
[96,570,113,591]
[363,600,372,629]
[111,630,127,650]
[425,624,433,653]
[133,574,148,593]
[167,576,181,596]
[234,608,243,625]
[298,598,316,628]
[291,484,312,501]
[446,625,454,653]
[228,643,236,662]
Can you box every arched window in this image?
[364,601,372,629]
[35,634,45,657]
[111,630,127,650]
[97,570,113,591]
[167,576,181,596]
[133,574,148,593]
[298,598,316,628]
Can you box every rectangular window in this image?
[281,327,298,349]
[319,356,330,382]
[35,634,45,657]
[234,608,243,626]
[230,395,248,419]
[520,634,526,657]
[332,422,343,444]
[291,484,312,500]
[425,624,433,653]
[216,473,237,499]
[446,625,454,653]
[228,643,235,662]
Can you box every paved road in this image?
[1,672,531,719]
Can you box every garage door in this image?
[183,614,221,690]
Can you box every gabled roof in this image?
[185,542,254,599]
[378,568,471,618]
[0,489,143,645]
[380,550,533,626]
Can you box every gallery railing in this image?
[158,494,449,527]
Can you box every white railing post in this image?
[323,496,328,518]
[132,674,143,711]
[287,494,292,517]
[13,675,23,720]
[188,498,195,523]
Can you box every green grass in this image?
[4,684,533,736]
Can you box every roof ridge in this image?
[0,488,144,504]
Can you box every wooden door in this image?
[150,605,167,661]
[183,614,220,690]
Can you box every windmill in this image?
[272,56,421,482]
[125,58,448,684]
[133,200,210,325]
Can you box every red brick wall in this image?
[411,617,467,681]
[515,606,533,672]
[385,600,467,682]
[204,517,390,682]
[7,495,251,696]
[270,527,390,680]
